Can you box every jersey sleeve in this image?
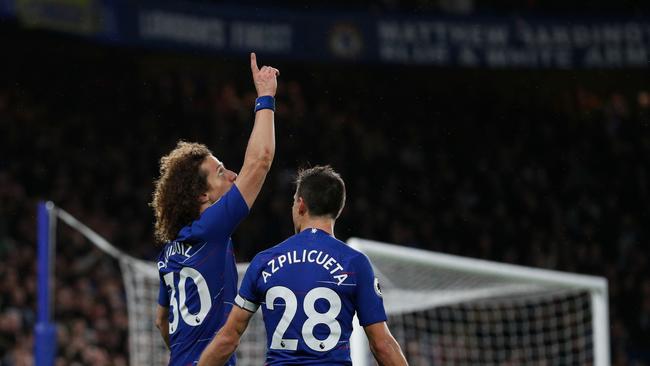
[158,274,169,307]
[235,256,263,313]
[353,254,388,326]
[189,185,249,243]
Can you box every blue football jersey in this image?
[237,228,387,365]
[157,185,249,366]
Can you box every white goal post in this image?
[36,202,610,365]
[348,237,610,366]
[35,202,267,366]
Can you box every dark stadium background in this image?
[1,0,650,365]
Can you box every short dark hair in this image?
[295,165,346,219]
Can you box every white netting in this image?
[348,238,609,366]
[118,260,267,366]
[387,291,593,365]
[54,207,267,365]
[52,207,608,366]
[119,257,169,366]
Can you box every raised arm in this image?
[197,306,255,366]
[364,322,409,366]
[235,52,280,208]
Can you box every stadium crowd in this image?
[0,31,649,365]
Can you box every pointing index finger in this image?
[250,52,259,73]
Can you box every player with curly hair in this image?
[151,53,279,366]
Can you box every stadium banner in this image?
[122,2,650,68]
[0,0,16,18]
[376,17,650,68]
[117,1,374,63]
[13,0,105,35]
[5,0,650,68]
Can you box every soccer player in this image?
[151,53,279,366]
[198,166,408,366]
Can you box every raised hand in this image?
[250,52,280,97]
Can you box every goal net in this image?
[36,203,609,366]
[37,202,268,366]
[347,238,610,366]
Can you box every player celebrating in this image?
[198,166,408,366]
[151,53,279,366]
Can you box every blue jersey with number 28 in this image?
[237,228,387,365]
[157,186,249,366]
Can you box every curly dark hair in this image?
[151,141,212,243]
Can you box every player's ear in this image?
[297,197,307,216]
[198,192,210,204]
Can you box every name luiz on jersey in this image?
[263,250,348,286]
[157,241,192,269]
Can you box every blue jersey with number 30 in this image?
[237,228,387,366]
[157,186,249,366]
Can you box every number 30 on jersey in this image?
[163,268,211,334]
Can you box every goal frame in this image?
[35,201,162,366]
[347,237,610,366]
[36,202,57,366]
[35,202,610,366]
